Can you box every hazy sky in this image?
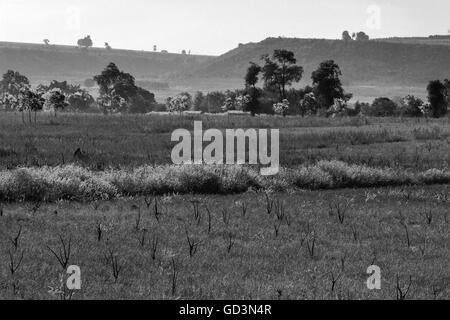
[0,0,449,55]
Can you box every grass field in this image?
[0,111,449,300]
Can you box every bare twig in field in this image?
[329,270,342,293]
[185,228,202,258]
[150,234,159,260]
[144,196,153,209]
[190,199,202,225]
[238,201,248,218]
[222,208,230,227]
[132,204,142,232]
[170,258,179,296]
[431,284,445,300]
[350,224,359,242]
[139,228,148,247]
[47,234,72,270]
[104,247,123,283]
[96,222,103,242]
[226,232,235,254]
[328,198,352,224]
[8,249,24,275]
[274,220,282,238]
[274,199,285,222]
[420,209,433,225]
[265,193,274,216]
[153,197,162,222]
[396,275,413,300]
[305,228,317,259]
[205,206,213,234]
[401,221,411,248]
[9,225,23,251]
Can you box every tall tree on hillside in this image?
[427,80,448,118]
[355,31,370,41]
[261,49,303,101]
[311,60,352,110]
[342,31,352,41]
[245,62,262,88]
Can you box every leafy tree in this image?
[0,70,30,96]
[400,95,424,117]
[205,91,226,113]
[193,91,207,112]
[299,92,319,116]
[355,31,370,41]
[245,62,262,88]
[342,31,352,41]
[427,80,447,118]
[261,49,303,101]
[311,60,352,110]
[77,35,93,49]
[18,88,45,123]
[365,97,398,117]
[43,88,68,117]
[94,63,156,114]
[273,99,290,117]
[67,90,95,112]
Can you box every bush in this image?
[364,97,398,117]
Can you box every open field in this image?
[0,112,449,300]
[0,186,449,299]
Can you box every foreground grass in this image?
[0,185,448,300]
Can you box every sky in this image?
[0,0,449,55]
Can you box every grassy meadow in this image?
[0,111,449,300]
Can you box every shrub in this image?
[364,97,398,117]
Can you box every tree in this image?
[245,62,262,88]
[261,49,303,101]
[193,91,207,112]
[273,99,290,117]
[18,88,45,123]
[94,63,156,114]
[43,39,50,45]
[342,31,352,42]
[166,93,192,114]
[365,97,398,117]
[400,95,424,117]
[77,35,93,49]
[43,88,68,117]
[0,70,30,111]
[311,60,352,110]
[427,80,448,118]
[0,70,30,96]
[355,31,370,41]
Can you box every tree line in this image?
[0,49,449,119]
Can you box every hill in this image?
[0,41,215,85]
[182,37,450,94]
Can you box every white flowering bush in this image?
[273,99,290,116]
[1,162,450,202]
[0,93,19,110]
[167,93,192,113]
